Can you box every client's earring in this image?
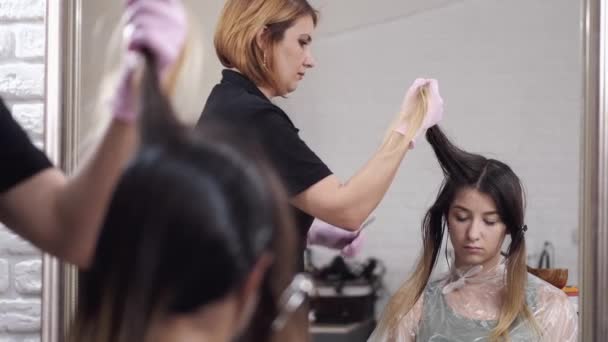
[263,51,268,68]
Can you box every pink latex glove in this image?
[112,0,187,122]
[123,0,187,77]
[395,78,444,148]
[307,217,374,258]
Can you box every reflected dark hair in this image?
[377,126,537,341]
[71,50,299,342]
[424,126,527,261]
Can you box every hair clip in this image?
[272,273,316,331]
[522,224,528,233]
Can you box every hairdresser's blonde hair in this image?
[214,0,318,94]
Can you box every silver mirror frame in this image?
[43,1,82,341]
[581,0,608,340]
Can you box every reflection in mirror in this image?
[273,0,581,340]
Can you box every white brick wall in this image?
[0,0,45,340]
[14,261,41,296]
[278,0,582,313]
[0,0,44,21]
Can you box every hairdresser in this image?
[198,0,445,263]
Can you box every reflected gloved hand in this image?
[112,0,187,122]
[307,217,374,258]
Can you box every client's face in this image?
[447,187,507,269]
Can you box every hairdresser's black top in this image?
[198,69,332,243]
[0,98,52,194]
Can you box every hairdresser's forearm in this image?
[55,120,137,267]
[335,133,410,225]
[293,131,412,230]
[0,120,136,268]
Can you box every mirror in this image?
[291,0,581,299]
[42,0,608,341]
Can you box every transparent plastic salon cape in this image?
[368,263,577,341]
